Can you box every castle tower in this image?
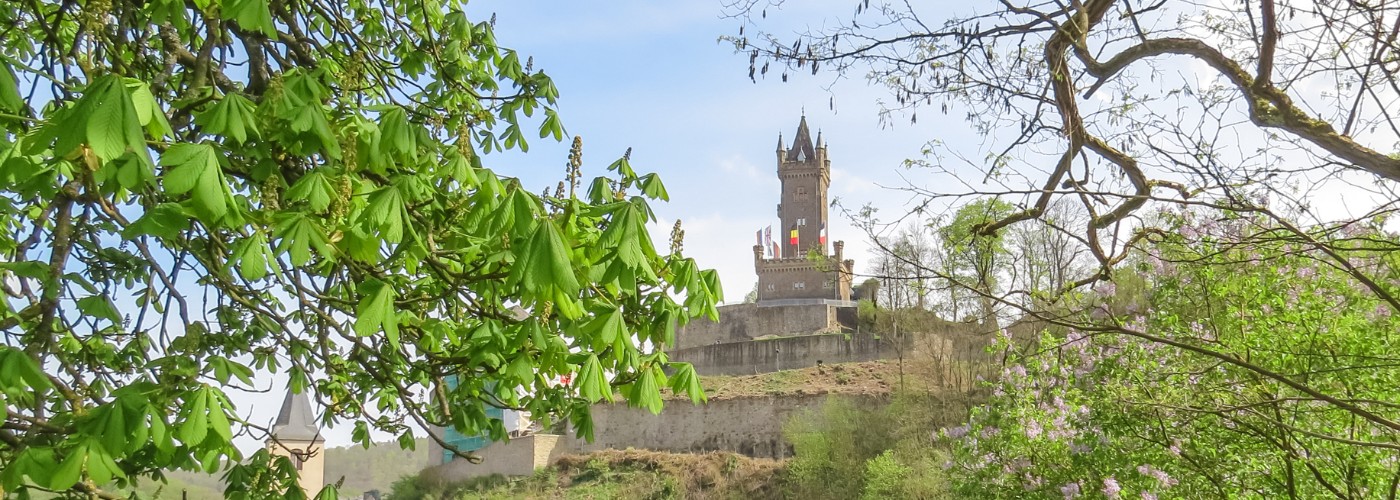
[775,116,830,257]
[754,116,855,304]
[267,388,325,496]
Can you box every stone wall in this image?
[579,394,883,459]
[675,302,851,350]
[669,332,899,376]
[423,434,573,482]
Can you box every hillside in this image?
[394,449,784,500]
[690,360,901,400]
[324,438,431,497]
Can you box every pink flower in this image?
[1060,481,1081,499]
[1103,477,1121,498]
[1140,492,1157,500]
[1025,419,1043,439]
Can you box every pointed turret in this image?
[272,388,321,442]
[816,129,824,150]
[776,133,785,152]
[785,116,816,162]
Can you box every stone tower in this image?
[753,116,855,303]
[267,388,325,496]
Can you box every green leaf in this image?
[221,0,277,36]
[666,362,706,404]
[205,388,233,442]
[627,365,664,414]
[83,76,145,162]
[0,347,54,393]
[354,278,398,346]
[584,306,626,351]
[285,169,337,212]
[607,155,636,181]
[178,389,210,445]
[231,231,277,280]
[361,182,411,244]
[195,93,260,144]
[76,295,122,325]
[49,443,85,490]
[638,173,669,201]
[510,220,580,297]
[0,62,23,114]
[160,143,231,223]
[123,203,191,240]
[274,212,334,266]
[574,354,611,403]
[506,354,533,383]
[539,108,565,141]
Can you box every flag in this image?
[763,226,772,256]
[790,226,798,246]
[772,241,780,259]
[756,228,763,248]
[819,223,827,245]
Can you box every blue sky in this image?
[236,1,988,451]
[466,0,979,302]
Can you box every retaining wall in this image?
[669,332,899,376]
[675,302,852,350]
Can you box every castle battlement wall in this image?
[674,302,854,350]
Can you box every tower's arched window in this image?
[797,186,808,200]
[290,449,305,470]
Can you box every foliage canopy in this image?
[0,0,717,498]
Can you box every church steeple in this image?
[785,116,816,163]
[267,387,325,496]
[272,389,321,442]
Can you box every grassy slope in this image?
[449,449,784,500]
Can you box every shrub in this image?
[861,451,912,500]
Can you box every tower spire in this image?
[272,388,321,442]
[786,116,816,162]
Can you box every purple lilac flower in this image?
[1373,304,1392,320]
[1060,481,1081,499]
[945,425,969,439]
[1095,281,1117,296]
[1103,477,1122,498]
[1025,419,1043,439]
[1137,465,1176,487]
[1140,492,1157,500]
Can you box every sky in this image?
[221,0,1400,454]
[463,0,978,303]
[230,1,987,451]
[225,0,1398,452]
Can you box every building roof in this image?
[785,116,817,162]
[272,388,323,442]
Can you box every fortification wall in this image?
[423,434,573,482]
[579,394,884,459]
[669,332,898,376]
[675,302,848,350]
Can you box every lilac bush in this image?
[944,208,1400,498]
